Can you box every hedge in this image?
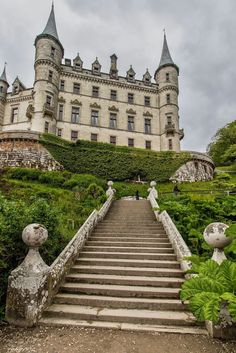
[41,134,191,182]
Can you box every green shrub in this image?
[6,168,42,181]
[181,260,236,323]
[38,171,66,187]
[63,174,106,190]
[41,136,191,182]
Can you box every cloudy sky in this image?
[0,0,236,152]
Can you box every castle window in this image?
[144,96,150,106]
[146,140,151,149]
[60,80,65,91]
[110,136,116,145]
[91,110,99,126]
[73,82,80,94]
[167,116,172,125]
[91,133,98,142]
[51,46,55,58]
[57,128,62,137]
[44,121,49,133]
[48,70,53,83]
[128,93,134,104]
[11,107,18,123]
[166,73,170,82]
[46,95,52,108]
[71,106,80,123]
[128,138,134,147]
[168,139,173,150]
[0,86,3,93]
[71,130,78,141]
[166,94,170,104]
[128,116,134,131]
[58,104,64,121]
[109,113,117,129]
[92,86,99,98]
[144,119,151,134]
[110,90,117,100]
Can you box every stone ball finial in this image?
[22,224,48,248]
[203,223,231,249]
[150,181,156,187]
[107,181,113,187]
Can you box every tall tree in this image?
[207,120,236,165]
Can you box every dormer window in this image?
[142,69,152,85]
[92,58,101,75]
[51,46,55,58]
[126,66,136,82]
[73,53,83,71]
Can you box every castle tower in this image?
[32,3,64,133]
[155,33,183,152]
[0,64,9,130]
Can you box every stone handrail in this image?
[159,210,192,273]
[6,185,115,327]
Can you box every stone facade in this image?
[171,152,214,182]
[0,131,62,170]
[0,5,184,152]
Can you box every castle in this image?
[0,4,184,152]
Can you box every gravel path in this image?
[1,325,236,353]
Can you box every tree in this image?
[207,120,236,165]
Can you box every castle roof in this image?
[35,4,64,55]
[157,33,179,74]
[0,64,9,86]
[42,3,59,41]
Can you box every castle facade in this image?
[0,4,184,152]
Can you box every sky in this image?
[0,0,236,152]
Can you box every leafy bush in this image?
[38,171,66,187]
[63,174,106,190]
[6,168,41,181]
[41,135,191,182]
[181,260,236,323]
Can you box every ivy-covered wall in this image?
[40,134,191,182]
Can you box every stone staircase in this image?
[40,200,206,334]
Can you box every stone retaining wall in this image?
[0,131,62,170]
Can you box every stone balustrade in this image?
[6,183,115,327]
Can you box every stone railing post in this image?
[147,180,158,200]
[106,180,115,197]
[203,222,232,264]
[6,224,50,327]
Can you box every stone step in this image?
[86,241,172,248]
[61,283,181,298]
[96,225,163,230]
[80,251,177,261]
[76,258,180,269]
[53,293,187,311]
[101,221,160,225]
[70,265,184,277]
[39,317,207,335]
[89,237,170,243]
[43,304,196,327]
[92,231,167,236]
[82,246,174,254]
[65,273,184,288]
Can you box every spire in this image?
[0,63,9,85]
[42,3,59,41]
[157,32,179,74]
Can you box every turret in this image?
[155,33,183,152]
[0,64,9,129]
[32,3,64,133]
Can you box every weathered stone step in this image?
[101,221,160,225]
[96,225,163,230]
[89,237,169,243]
[53,293,187,310]
[43,304,196,326]
[70,265,184,277]
[80,251,177,261]
[61,283,181,298]
[92,230,167,236]
[82,246,174,254]
[65,273,184,288]
[39,317,207,335]
[86,241,172,248]
[76,258,180,269]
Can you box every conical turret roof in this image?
[42,3,59,41]
[35,4,64,54]
[156,33,179,74]
[0,64,9,86]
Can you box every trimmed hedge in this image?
[41,134,191,182]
